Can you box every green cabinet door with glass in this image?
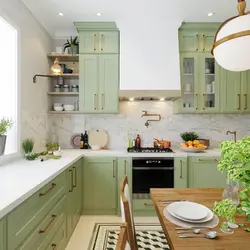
[79,54,119,114]
[188,156,227,188]
[0,218,6,250]
[82,157,118,215]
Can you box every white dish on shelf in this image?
[180,146,206,153]
[63,105,74,111]
[167,201,214,223]
[91,145,101,150]
[54,106,64,111]
[54,103,62,107]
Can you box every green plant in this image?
[214,136,250,231]
[62,36,79,52]
[22,138,35,154]
[46,142,59,152]
[180,132,199,142]
[0,117,13,136]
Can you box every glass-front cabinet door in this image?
[180,53,199,112]
[199,54,220,112]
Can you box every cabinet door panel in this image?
[174,158,188,188]
[83,158,117,214]
[0,219,5,250]
[220,69,241,112]
[79,32,98,53]
[79,55,98,112]
[179,31,199,52]
[99,55,119,113]
[99,31,119,53]
[202,32,215,52]
[241,70,250,113]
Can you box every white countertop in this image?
[0,148,221,220]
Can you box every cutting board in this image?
[88,129,108,148]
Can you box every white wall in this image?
[0,0,53,151]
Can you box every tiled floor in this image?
[66,216,160,250]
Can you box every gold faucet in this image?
[226,130,237,142]
[141,111,161,128]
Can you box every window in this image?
[0,16,18,157]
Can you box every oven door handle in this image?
[133,167,174,170]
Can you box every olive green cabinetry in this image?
[0,218,6,250]
[174,157,188,188]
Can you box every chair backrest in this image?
[120,176,138,250]
[116,223,131,250]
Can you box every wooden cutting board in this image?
[88,129,108,148]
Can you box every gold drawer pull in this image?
[203,35,206,51]
[144,203,154,207]
[39,183,56,197]
[180,160,183,179]
[238,94,241,110]
[52,244,57,250]
[39,214,57,233]
[124,160,127,175]
[245,94,247,110]
[73,166,76,188]
[198,159,218,162]
[196,35,199,51]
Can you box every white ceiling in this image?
[22,0,239,37]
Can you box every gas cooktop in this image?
[127,147,174,153]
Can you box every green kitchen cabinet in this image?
[83,157,118,215]
[79,54,119,114]
[66,160,82,239]
[179,31,199,52]
[240,70,250,113]
[79,31,98,54]
[174,157,188,188]
[202,31,216,53]
[189,156,227,188]
[0,218,6,250]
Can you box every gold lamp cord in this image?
[211,0,250,55]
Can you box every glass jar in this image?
[71,85,79,92]
[54,84,61,92]
[62,84,70,92]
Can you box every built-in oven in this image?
[132,157,174,199]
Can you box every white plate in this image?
[167,202,214,223]
[174,202,208,220]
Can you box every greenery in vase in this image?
[0,117,13,136]
[62,36,79,52]
[180,132,199,142]
[22,138,35,154]
[213,137,250,231]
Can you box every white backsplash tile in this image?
[47,101,250,149]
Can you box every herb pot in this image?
[0,135,6,156]
[68,45,79,55]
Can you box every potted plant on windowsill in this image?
[62,36,79,55]
[0,117,13,155]
[213,137,250,232]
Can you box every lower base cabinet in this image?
[0,218,6,250]
[82,157,118,215]
[174,157,188,188]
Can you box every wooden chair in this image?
[116,223,131,250]
[120,176,138,250]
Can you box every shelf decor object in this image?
[33,58,63,83]
[211,0,250,71]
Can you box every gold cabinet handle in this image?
[198,159,218,162]
[203,94,206,110]
[244,94,247,110]
[52,244,57,250]
[101,94,105,110]
[94,34,97,51]
[238,94,241,110]
[101,34,104,51]
[196,35,199,51]
[124,160,127,175]
[203,35,206,51]
[113,160,116,178]
[39,214,57,233]
[195,94,198,110]
[180,160,183,179]
[69,169,73,192]
[73,166,76,188]
[144,203,154,207]
[94,94,97,110]
[39,183,56,197]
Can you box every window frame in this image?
[0,10,21,166]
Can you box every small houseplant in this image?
[0,117,13,155]
[63,36,79,55]
[180,132,199,142]
[22,138,35,159]
[213,137,250,232]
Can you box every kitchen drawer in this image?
[18,196,66,250]
[189,156,221,163]
[133,199,156,216]
[8,172,66,250]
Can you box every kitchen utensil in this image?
[70,133,81,148]
[180,147,207,153]
[175,227,212,230]
[174,202,208,220]
[54,106,64,111]
[91,145,101,150]
[179,231,218,239]
[198,139,210,148]
[89,129,108,149]
[53,150,62,157]
[153,138,171,148]
[167,202,214,223]
[63,105,74,111]
[177,229,201,234]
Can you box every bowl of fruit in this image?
[180,140,207,152]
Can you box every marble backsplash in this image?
[47,101,250,149]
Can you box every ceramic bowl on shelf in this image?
[54,106,64,111]
[63,105,74,111]
[54,103,62,107]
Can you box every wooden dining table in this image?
[150,188,250,250]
